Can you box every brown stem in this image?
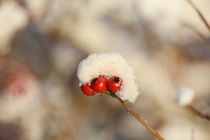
[187,105,210,121]
[105,92,165,140]
[186,0,210,32]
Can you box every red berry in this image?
[4,71,27,96]
[107,76,123,93]
[81,84,95,96]
[91,75,107,93]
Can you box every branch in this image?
[186,0,210,32]
[105,92,165,140]
[187,105,210,121]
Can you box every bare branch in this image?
[187,105,210,121]
[186,0,210,32]
[105,92,165,140]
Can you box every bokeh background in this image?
[0,0,210,140]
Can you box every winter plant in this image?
[175,87,210,121]
[0,56,44,140]
[77,52,164,140]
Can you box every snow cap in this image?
[77,52,139,103]
[175,87,195,106]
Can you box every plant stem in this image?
[186,0,210,32]
[187,105,210,121]
[105,92,165,140]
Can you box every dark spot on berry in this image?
[91,78,98,84]
[114,77,120,83]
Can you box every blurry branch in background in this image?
[182,23,206,40]
[184,0,210,122]
[175,88,210,122]
[105,92,165,140]
[186,0,210,32]
[186,105,210,121]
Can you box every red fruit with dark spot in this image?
[107,76,123,93]
[91,75,107,93]
[81,84,95,96]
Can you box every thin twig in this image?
[105,92,165,140]
[187,105,210,121]
[186,0,210,32]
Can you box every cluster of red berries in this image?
[81,75,123,96]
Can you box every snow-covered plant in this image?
[0,57,44,140]
[175,87,210,121]
[0,67,41,120]
[77,52,139,102]
[77,52,164,140]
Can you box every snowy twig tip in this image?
[175,87,195,106]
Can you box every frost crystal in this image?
[77,52,139,103]
[175,87,195,106]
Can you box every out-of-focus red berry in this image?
[91,75,107,93]
[3,71,27,96]
[81,84,95,96]
[107,76,123,93]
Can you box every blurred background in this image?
[0,0,210,140]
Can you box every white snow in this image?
[175,87,195,106]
